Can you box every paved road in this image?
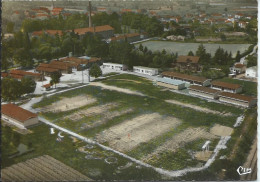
[240,44,258,64]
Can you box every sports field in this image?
[33,74,242,171]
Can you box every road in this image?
[240,44,258,64]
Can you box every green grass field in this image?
[31,74,244,171]
[3,73,253,180]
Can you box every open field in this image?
[97,113,181,152]
[32,73,243,172]
[135,41,251,57]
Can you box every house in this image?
[175,56,201,72]
[162,71,211,86]
[103,63,127,71]
[74,25,114,39]
[238,21,248,29]
[36,63,60,76]
[219,92,256,107]
[1,104,39,129]
[32,30,63,37]
[189,85,220,99]
[9,70,44,81]
[59,57,88,71]
[245,66,257,78]
[211,81,242,93]
[133,66,158,76]
[230,63,246,74]
[155,77,185,90]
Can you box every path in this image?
[89,82,146,96]
[39,116,231,178]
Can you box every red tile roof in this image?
[74,25,114,35]
[10,70,42,77]
[162,71,209,83]
[219,92,256,102]
[177,56,200,64]
[32,30,63,36]
[211,81,241,90]
[1,104,37,122]
[234,64,245,68]
[42,83,51,88]
[1,72,9,78]
[189,85,220,94]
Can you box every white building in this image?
[133,66,158,76]
[1,104,39,129]
[103,63,127,71]
[219,92,257,108]
[155,77,186,90]
[245,66,257,78]
[189,85,220,100]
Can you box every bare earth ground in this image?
[65,102,119,121]
[96,113,181,152]
[209,124,233,136]
[165,100,232,116]
[195,151,213,161]
[43,95,97,112]
[89,82,145,96]
[143,127,217,162]
[79,108,134,130]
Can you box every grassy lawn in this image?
[217,77,257,96]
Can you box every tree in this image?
[246,55,257,67]
[2,77,23,101]
[139,44,144,52]
[89,63,102,78]
[21,76,36,94]
[188,51,194,56]
[50,71,61,88]
[235,51,241,62]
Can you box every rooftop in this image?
[211,81,241,90]
[1,104,37,122]
[162,71,209,83]
[219,92,256,102]
[189,85,220,94]
[156,77,185,86]
[177,56,200,64]
[133,66,158,71]
[74,25,114,35]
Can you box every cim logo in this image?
[237,166,252,175]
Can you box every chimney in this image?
[88,1,92,28]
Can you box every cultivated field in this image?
[135,41,251,57]
[2,155,91,181]
[34,73,243,171]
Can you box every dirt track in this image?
[165,100,232,116]
[96,113,181,152]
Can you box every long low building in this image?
[1,104,39,129]
[155,77,186,90]
[133,66,158,76]
[162,71,211,86]
[103,62,128,71]
[189,85,220,99]
[219,92,257,107]
[211,81,242,93]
